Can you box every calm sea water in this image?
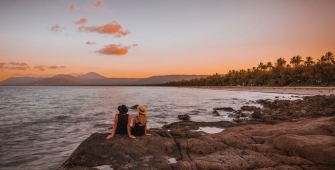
[0,86,300,170]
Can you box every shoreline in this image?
[187,86,335,95]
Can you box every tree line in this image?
[163,52,335,86]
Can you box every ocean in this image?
[0,86,300,170]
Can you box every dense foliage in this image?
[164,52,335,86]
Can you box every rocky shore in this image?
[59,95,335,170]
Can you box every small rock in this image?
[212,110,220,116]
[178,114,190,120]
[213,107,234,112]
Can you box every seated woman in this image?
[131,105,151,136]
[106,105,135,139]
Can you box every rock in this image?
[59,117,335,170]
[252,110,263,119]
[212,110,220,116]
[178,114,190,120]
[241,105,260,111]
[213,107,234,112]
[130,105,138,110]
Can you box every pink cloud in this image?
[98,44,130,55]
[86,41,96,45]
[79,21,130,37]
[132,44,138,47]
[69,4,75,11]
[51,24,60,32]
[94,0,102,7]
[74,17,87,25]
[34,65,65,71]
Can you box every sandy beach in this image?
[191,86,335,95]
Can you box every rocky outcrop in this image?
[59,117,335,170]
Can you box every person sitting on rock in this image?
[131,105,151,136]
[107,105,136,139]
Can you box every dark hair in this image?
[118,105,128,114]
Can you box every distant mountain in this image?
[27,77,81,86]
[77,72,106,80]
[0,72,210,86]
[132,75,209,85]
[76,78,143,85]
[0,77,44,85]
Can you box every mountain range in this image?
[0,72,209,86]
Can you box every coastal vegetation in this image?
[163,52,335,86]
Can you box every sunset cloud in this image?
[34,65,46,71]
[34,65,66,71]
[6,66,29,70]
[98,44,130,55]
[132,44,138,47]
[69,4,75,11]
[74,17,87,25]
[4,62,30,70]
[0,62,6,69]
[79,21,130,37]
[86,41,95,45]
[48,66,65,69]
[9,62,28,66]
[51,24,60,32]
[94,0,102,7]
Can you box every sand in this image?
[191,86,335,95]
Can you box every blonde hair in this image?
[137,105,148,125]
[138,114,147,126]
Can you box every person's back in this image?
[131,116,145,136]
[131,105,151,136]
[115,113,128,134]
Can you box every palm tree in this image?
[290,55,303,67]
[275,57,286,67]
[257,62,265,70]
[324,52,334,64]
[304,56,314,66]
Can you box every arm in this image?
[145,124,151,136]
[132,116,137,127]
[127,115,135,139]
[106,114,118,139]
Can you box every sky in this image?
[0,0,334,81]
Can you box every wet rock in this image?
[178,114,190,120]
[213,107,234,112]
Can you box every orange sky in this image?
[0,0,334,81]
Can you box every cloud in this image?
[132,44,138,47]
[0,62,6,69]
[79,21,130,37]
[48,66,65,69]
[5,66,29,70]
[3,62,30,70]
[98,44,130,55]
[94,0,102,7]
[69,3,75,11]
[34,65,65,71]
[74,17,87,25]
[86,41,95,45]
[8,62,28,66]
[34,65,46,71]
[51,24,60,32]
